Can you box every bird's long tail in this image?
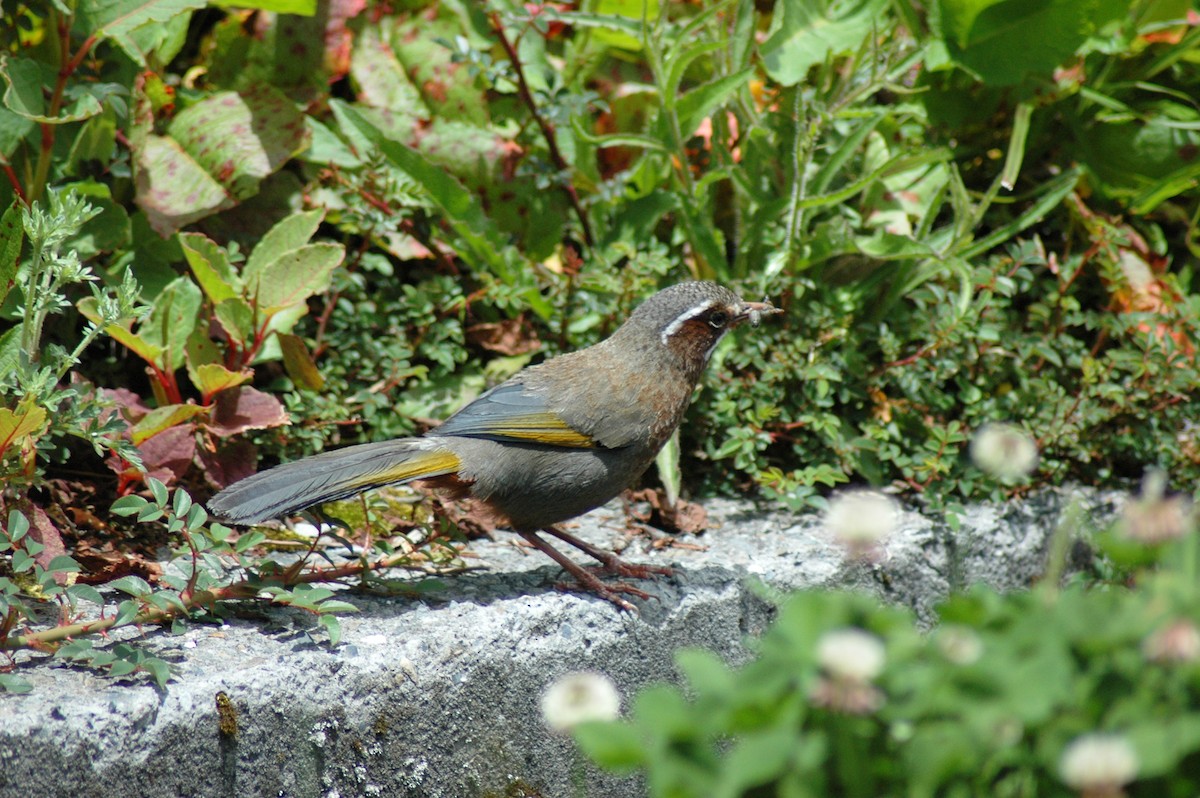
[206,439,461,525]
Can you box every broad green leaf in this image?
[135,134,234,236]
[135,86,309,235]
[243,209,325,281]
[590,0,658,51]
[167,87,309,200]
[180,233,240,303]
[933,0,1129,85]
[349,26,426,121]
[760,0,889,87]
[0,404,48,453]
[333,101,516,280]
[139,277,203,372]
[0,56,103,123]
[74,0,209,67]
[212,0,316,13]
[214,297,255,347]
[251,242,343,313]
[192,363,252,398]
[129,403,208,445]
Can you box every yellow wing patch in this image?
[354,449,462,489]
[482,413,596,448]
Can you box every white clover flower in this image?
[824,490,899,558]
[970,422,1039,481]
[816,627,886,683]
[540,671,621,732]
[1120,469,1194,544]
[1058,733,1139,795]
[936,625,983,666]
[1142,620,1200,665]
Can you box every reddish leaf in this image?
[14,499,67,581]
[198,440,259,488]
[137,424,197,485]
[208,386,290,437]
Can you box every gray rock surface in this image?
[0,489,1115,798]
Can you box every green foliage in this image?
[1,0,1199,678]
[0,188,145,487]
[576,517,1200,796]
[0,478,362,691]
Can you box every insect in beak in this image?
[741,297,782,328]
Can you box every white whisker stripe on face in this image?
[660,300,716,346]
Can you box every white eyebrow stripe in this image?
[660,299,717,345]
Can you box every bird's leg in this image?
[541,525,674,580]
[517,531,651,612]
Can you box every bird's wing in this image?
[428,379,603,449]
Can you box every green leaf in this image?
[111,495,149,516]
[179,232,240,303]
[214,298,255,348]
[193,363,252,399]
[74,0,209,67]
[113,599,140,626]
[675,68,753,139]
[0,673,32,694]
[109,575,153,597]
[0,57,103,123]
[135,86,310,235]
[316,599,359,614]
[573,722,646,770]
[760,0,889,87]
[243,209,325,279]
[331,101,519,283]
[932,0,1129,85]
[45,555,81,573]
[0,201,22,308]
[318,613,342,646]
[148,477,169,506]
[129,403,207,445]
[137,277,202,373]
[250,243,344,315]
[67,583,105,606]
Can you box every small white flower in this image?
[540,671,621,732]
[970,423,1039,481]
[816,627,886,683]
[1142,620,1200,664]
[824,491,899,558]
[1059,733,1139,795]
[1120,469,1194,544]
[936,625,983,666]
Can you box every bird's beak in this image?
[736,299,783,328]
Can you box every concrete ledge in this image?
[0,489,1111,798]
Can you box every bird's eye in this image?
[708,310,730,329]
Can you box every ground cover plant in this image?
[1,0,1199,789]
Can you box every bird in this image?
[208,281,781,609]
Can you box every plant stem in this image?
[490,13,595,249]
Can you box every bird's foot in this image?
[540,526,673,580]
[520,529,661,612]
